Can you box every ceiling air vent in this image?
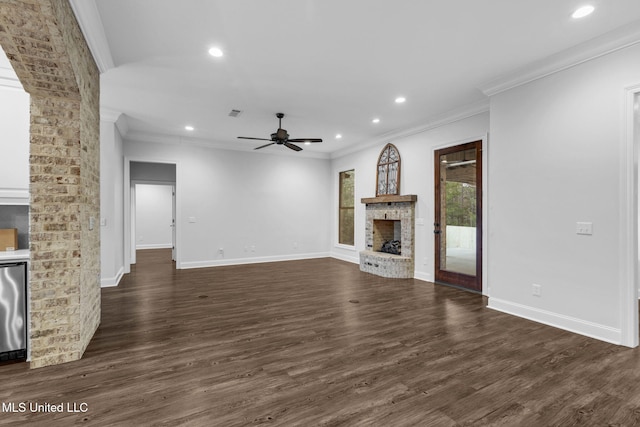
[228,109,242,117]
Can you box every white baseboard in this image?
[101,267,124,288]
[136,244,172,250]
[178,252,331,269]
[413,271,434,283]
[488,297,622,345]
[330,252,359,264]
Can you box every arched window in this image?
[376,143,401,196]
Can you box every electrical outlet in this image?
[218,248,224,254]
[576,222,593,235]
[532,284,541,297]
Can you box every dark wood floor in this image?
[1,249,640,426]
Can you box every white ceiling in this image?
[69,0,640,158]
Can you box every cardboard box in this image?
[0,229,18,251]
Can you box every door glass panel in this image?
[439,148,477,276]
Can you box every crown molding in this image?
[125,131,332,160]
[480,19,640,97]
[100,109,130,138]
[100,108,121,123]
[112,99,488,162]
[69,0,115,73]
[115,115,130,137]
[330,99,490,159]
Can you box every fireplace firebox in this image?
[373,219,401,254]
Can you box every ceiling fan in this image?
[238,113,322,152]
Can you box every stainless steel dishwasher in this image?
[0,262,27,361]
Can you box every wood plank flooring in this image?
[1,249,640,426]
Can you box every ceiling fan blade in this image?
[288,138,323,143]
[238,136,272,141]
[254,142,276,150]
[284,142,303,152]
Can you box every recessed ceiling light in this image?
[185,125,194,131]
[336,134,342,139]
[395,96,406,104]
[572,5,594,19]
[372,118,380,123]
[304,142,311,146]
[208,47,224,57]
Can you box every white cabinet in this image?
[0,82,30,205]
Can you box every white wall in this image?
[0,85,29,204]
[330,112,489,285]
[124,140,332,268]
[100,118,125,287]
[135,184,173,249]
[488,43,640,345]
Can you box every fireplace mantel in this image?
[361,194,417,204]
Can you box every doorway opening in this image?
[134,183,175,258]
[434,140,482,293]
[126,160,177,270]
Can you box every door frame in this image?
[171,184,176,261]
[620,84,640,348]
[124,158,179,272]
[433,139,485,293]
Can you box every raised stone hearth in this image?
[360,195,417,278]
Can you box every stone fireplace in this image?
[360,195,417,278]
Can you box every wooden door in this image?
[434,141,482,292]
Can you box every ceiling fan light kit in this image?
[238,113,323,152]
